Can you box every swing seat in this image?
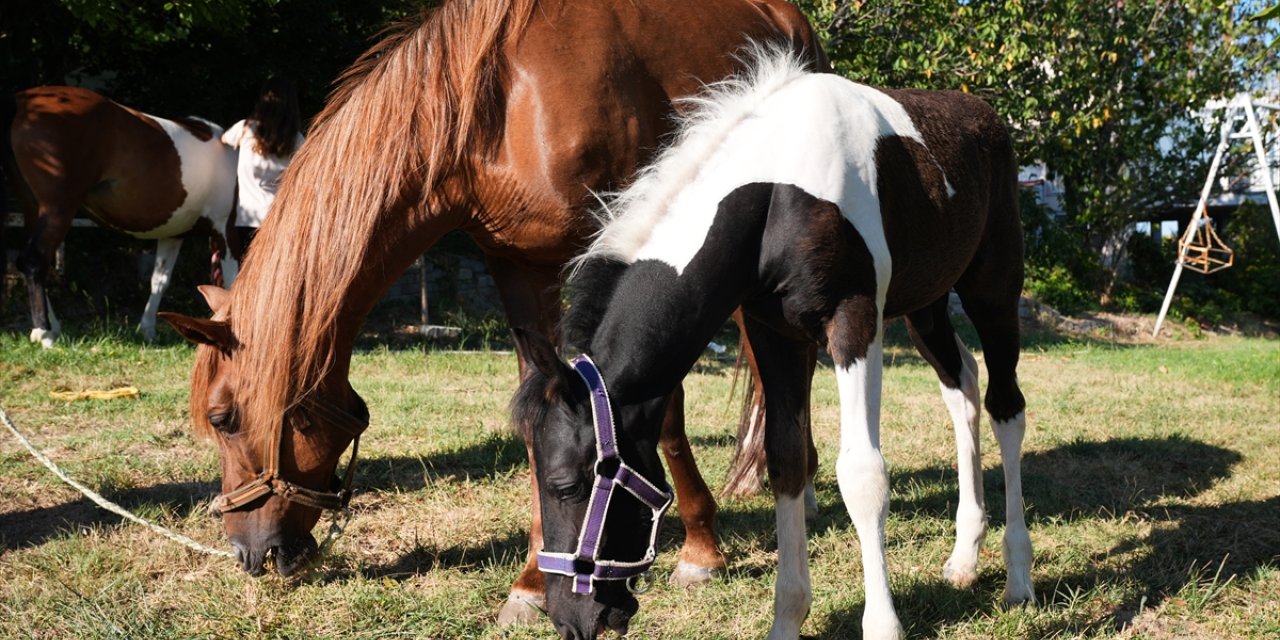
[1178,214,1234,274]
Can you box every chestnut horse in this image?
[2,86,239,346]
[158,0,823,626]
[512,46,1034,638]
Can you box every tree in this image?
[0,0,425,123]
[795,0,1276,302]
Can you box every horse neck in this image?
[588,255,758,409]
[230,191,464,407]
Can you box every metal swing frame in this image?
[1153,93,1280,336]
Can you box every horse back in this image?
[11,86,234,237]
[874,89,1021,314]
[474,0,825,262]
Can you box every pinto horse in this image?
[511,47,1036,639]
[156,0,824,626]
[1,86,239,346]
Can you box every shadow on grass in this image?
[0,479,219,551]
[0,434,530,554]
[351,528,533,581]
[709,434,1265,639]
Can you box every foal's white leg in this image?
[940,337,987,588]
[994,411,1036,605]
[768,492,812,640]
[834,334,903,640]
[139,237,182,341]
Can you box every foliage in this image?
[1019,191,1103,315]
[0,0,427,123]
[800,0,1273,230]
[797,0,1277,312]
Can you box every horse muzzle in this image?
[231,531,318,577]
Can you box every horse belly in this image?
[112,116,235,240]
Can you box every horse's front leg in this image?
[139,237,183,341]
[829,297,902,640]
[739,315,815,640]
[486,254,559,625]
[659,385,727,588]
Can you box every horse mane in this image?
[212,0,536,448]
[576,42,812,266]
[560,257,631,352]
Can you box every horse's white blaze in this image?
[137,115,236,240]
[834,327,903,640]
[768,493,812,640]
[993,410,1036,605]
[939,337,987,587]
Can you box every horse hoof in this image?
[30,328,57,349]
[942,560,978,589]
[496,592,546,626]
[1002,584,1037,608]
[670,560,720,588]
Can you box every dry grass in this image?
[1,321,1277,639]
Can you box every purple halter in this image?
[536,354,674,595]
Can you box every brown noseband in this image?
[209,396,368,515]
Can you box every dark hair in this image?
[248,76,302,157]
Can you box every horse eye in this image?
[207,410,238,434]
[553,481,588,503]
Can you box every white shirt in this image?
[221,120,304,227]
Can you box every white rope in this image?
[0,404,235,559]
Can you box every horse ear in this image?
[511,327,574,386]
[158,312,235,351]
[196,285,230,314]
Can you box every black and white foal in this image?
[512,47,1035,640]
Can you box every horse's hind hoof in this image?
[670,560,720,588]
[29,328,57,349]
[496,591,546,626]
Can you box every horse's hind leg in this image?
[17,203,73,347]
[905,296,987,589]
[955,274,1035,606]
[139,237,182,341]
[659,384,728,587]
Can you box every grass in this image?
[1,319,1278,639]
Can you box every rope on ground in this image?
[0,404,235,559]
[49,386,141,401]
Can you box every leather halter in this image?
[209,395,368,515]
[536,355,673,595]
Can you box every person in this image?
[221,76,303,256]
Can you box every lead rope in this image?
[3,404,357,563]
[1,404,236,558]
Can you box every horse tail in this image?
[721,310,768,498]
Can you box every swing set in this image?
[1152,93,1280,335]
